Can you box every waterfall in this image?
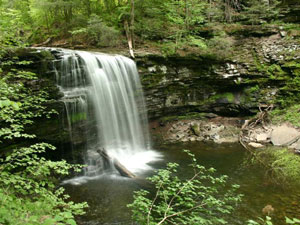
[51,49,160,182]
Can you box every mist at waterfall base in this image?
[52,49,161,184]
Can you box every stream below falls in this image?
[63,142,300,225]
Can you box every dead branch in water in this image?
[97,148,136,178]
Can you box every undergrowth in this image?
[270,104,300,127]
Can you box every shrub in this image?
[128,150,242,225]
[0,49,88,225]
[71,14,121,47]
[271,104,300,128]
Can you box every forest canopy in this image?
[0,0,296,50]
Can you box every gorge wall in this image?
[137,28,300,121]
[4,25,299,149]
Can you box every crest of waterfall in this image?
[52,49,159,182]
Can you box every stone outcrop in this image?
[137,29,300,120]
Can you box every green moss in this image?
[277,61,300,106]
[283,60,300,76]
[141,73,165,88]
[267,64,287,79]
[252,50,289,79]
[283,61,300,69]
[211,92,235,103]
[241,85,260,104]
[71,112,87,123]
[191,123,200,136]
[160,112,207,123]
[283,24,300,30]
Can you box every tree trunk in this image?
[97,148,136,178]
[130,0,135,48]
[124,20,135,58]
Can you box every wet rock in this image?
[189,137,196,142]
[249,142,264,148]
[271,124,300,146]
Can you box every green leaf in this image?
[67,219,77,225]
[286,217,297,224]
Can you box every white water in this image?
[51,49,161,184]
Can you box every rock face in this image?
[136,31,300,120]
[271,124,300,146]
[3,26,300,149]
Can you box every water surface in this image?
[64,142,300,225]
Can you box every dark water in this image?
[63,142,300,225]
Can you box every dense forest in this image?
[0,0,299,52]
[1,0,300,225]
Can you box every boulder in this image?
[191,123,201,136]
[249,142,264,148]
[271,124,300,146]
[289,139,300,150]
[256,133,270,143]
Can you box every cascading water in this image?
[51,48,160,183]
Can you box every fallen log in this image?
[32,37,52,47]
[97,148,136,178]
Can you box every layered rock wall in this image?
[137,32,299,120]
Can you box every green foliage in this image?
[72,14,121,47]
[0,143,87,225]
[128,150,242,225]
[0,50,88,224]
[271,104,300,127]
[187,36,207,49]
[0,4,29,47]
[0,0,293,50]
[248,216,300,225]
[160,42,178,56]
[251,148,300,186]
[285,217,300,224]
[242,0,281,25]
[0,64,56,142]
[247,216,273,225]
